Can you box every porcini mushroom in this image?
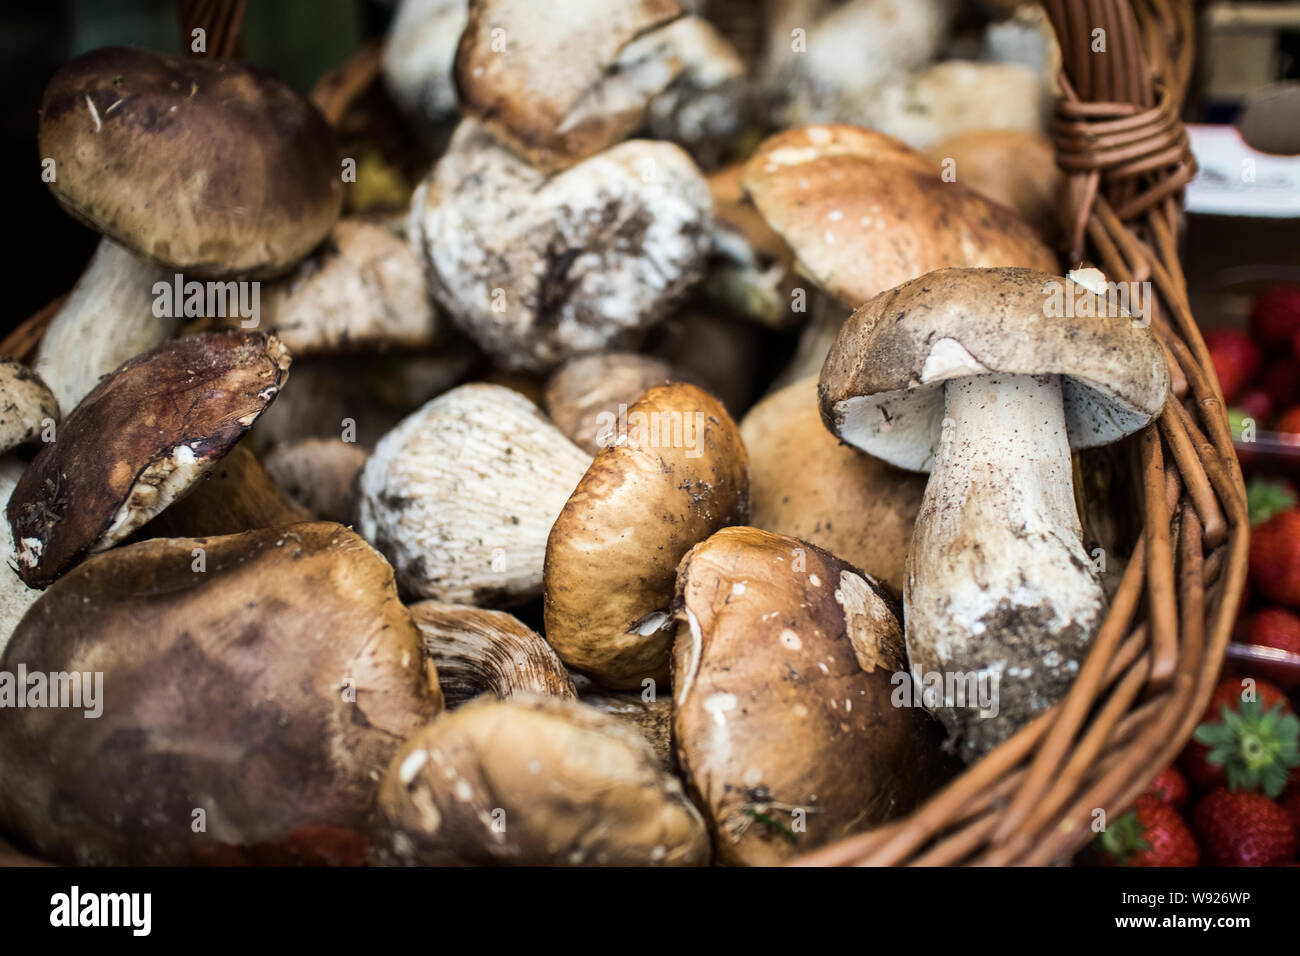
[926,129,1062,243]
[0,360,58,455]
[377,695,710,865]
[7,331,290,588]
[0,523,441,865]
[408,119,712,372]
[263,438,369,523]
[544,382,748,689]
[543,352,675,455]
[382,0,472,135]
[408,600,577,707]
[0,459,40,657]
[740,376,925,596]
[672,526,954,865]
[40,46,341,277]
[819,267,1171,759]
[356,383,590,605]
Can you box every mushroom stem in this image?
[906,373,1104,724]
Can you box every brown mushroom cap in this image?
[408,600,578,707]
[926,129,1061,242]
[454,0,685,168]
[740,376,924,596]
[544,382,748,689]
[378,694,709,865]
[579,684,675,770]
[741,124,1058,307]
[0,360,57,455]
[262,437,369,523]
[39,46,341,277]
[671,526,954,865]
[0,523,441,865]
[543,352,675,455]
[818,267,1171,472]
[7,331,291,588]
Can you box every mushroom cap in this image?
[454,0,685,168]
[382,0,472,130]
[543,351,675,455]
[740,376,925,596]
[355,383,590,606]
[671,526,953,865]
[7,331,291,588]
[926,128,1061,241]
[0,458,40,659]
[819,267,1171,473]
[262,437,369,523]
[39,46,341,277]
[378,694,710,865]
[0,523,441,865]
[0,360,58,455]
[544,382,748,689]
[740,124,1058,307]
[407,600,578,707]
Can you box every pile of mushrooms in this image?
[0,0,1174,867]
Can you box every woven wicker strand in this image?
[796,0,1246,867]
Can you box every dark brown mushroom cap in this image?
[0,522,442,866]
[819,267,1171,472]
[7,331,291,588]
[39,46,342,277]
[671,526,954,865]
[544,382,748,689]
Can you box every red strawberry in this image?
[1204,329,1262,403]
[1180,677,1299,795]
[1245,609,1300,689]
[1279,407,1300,435]
[1250,510,1300,606]
[1247,477,1297,527]
[1191,789,1298,866]
[1237,389,1274,423]
[1143,765,1190,809]
[1251,284,1300,347]
[1279,782,1300,835]
[1094,796,1198,867]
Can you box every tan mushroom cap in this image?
[378,695,710,865]
[543,352,675,455]
[672,527,953,866]
[741,124,1058,307]
[740,376,924,596]
[407,600,577,707]
[0,523,441,865]
[39,47,341,278]
[544,382,748,689]
[7,331,291,588]
[0,360,57,455]
[926,129,1061,242]
[454,0,684,168]
[819,267,1171,473]
[262,437,369,523]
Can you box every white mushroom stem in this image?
[35,239,177,413]
[906,373,1104,695]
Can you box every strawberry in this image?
[1204,329,1262,403]
[1251,284,1300,347]
[1250,510,1300,606]
[1245,609,1300,690]
[1280,782,1300,835]
[1191,789,1298,866]
[1261,359,1300,412]
[1142,765,1190,809]
[1279,406,1300,435]
[1094,796,1198,867]
[1181,677,1299,796]
[1247,476,1297,527]
[1237,389,1274,423]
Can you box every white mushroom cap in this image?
[820,267,1171,473]
[382,0,470,133]
[355,383,590,605]
[0,458,40,657]
[0,362,58,455]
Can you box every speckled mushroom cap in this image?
[7,331,291,588]
[39,46,341,277]
[455,0,684,168]
[818,267,1171,473]
[0,360,58,455]
[741,124,1058,307]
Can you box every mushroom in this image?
[356,383,590,605]
[740,376,925,596]
[377,695,710,865]
[543,352,675,455]
[194,220,439,356]
[0,458,40,657]
[7,331,290,588]
[408,600,577,707]
[648,306,761,414]
[0,523,442,865]
[544,382,748,689]
[382,0,472,135]
[40,46,341,277]
[140,443,311,539]
[262,438,369,523]
[408,119,712,372]
[578,684,675,770]
[926,129,1062,243]
[454,0,686,169]
[33,239,177,414]
[672,526,954,865]
[819,267,1171,759]
[0,360,58,455]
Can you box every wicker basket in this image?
[2,0,1245,868]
